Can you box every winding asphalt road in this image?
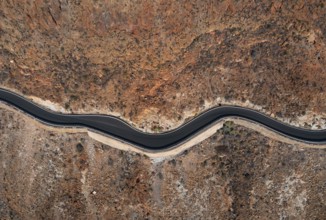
[0,88,326,150]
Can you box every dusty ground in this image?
[1,1,326,219]
[1,106,325,219]
[1,0,326,131]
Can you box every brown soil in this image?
[1,105,326,219]
[1,1,325,130]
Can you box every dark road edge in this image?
[1,88,326,150]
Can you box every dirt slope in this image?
[1,0,325,131]
[1,106,326,219]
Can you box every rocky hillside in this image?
[0,106,325,219]
[1,1,325,131]
[1,1,325,219]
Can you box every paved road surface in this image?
[0,88,325,150]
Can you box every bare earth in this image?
[1,1,326,219]
[1,105,326,219]
[1,1,326,131]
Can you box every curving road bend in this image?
[0,88,326,150]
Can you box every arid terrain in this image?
[1,0,326,131]
[1,0,326,219]
[1,105,325,219]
